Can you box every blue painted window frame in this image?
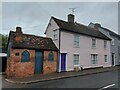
[21,50,30,62]
[48,51,54,61]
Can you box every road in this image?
[2,69,120,89]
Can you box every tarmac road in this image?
[2,69,120,89]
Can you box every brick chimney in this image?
[15,27,23,42]
[94,23,101,29]
[68,14,74,23]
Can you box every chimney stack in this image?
[68,14,74,23]
[94,23,101,29]
[16,27,22,34]
[15,27,23,42]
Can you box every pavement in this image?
[5,66,120,84]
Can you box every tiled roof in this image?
[100,27,120,38]
[52,17,111,40]
[9,31,58,51]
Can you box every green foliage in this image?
[0,33,8,48]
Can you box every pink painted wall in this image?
[60,30,111,71]
[45,18,112,72]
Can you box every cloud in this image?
[2,2,118,35]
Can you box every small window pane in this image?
[73,54,80,66]
[53,30,58,40]
[104,55,108,62]
[15,53,19,56]
[104,41,107,49]
[48,52,54,61]
[21,50,30,62]
[92,39,96,48]
[74,35,80,47]
[91,54,98,64]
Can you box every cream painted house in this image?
[45,14,112,72]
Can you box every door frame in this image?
[34,50,44,74]
[112,53,115,66]
[60,53,67,72]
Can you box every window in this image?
[74,35,80,47]
[53,30,58,40]
[92,38,96,48]
[104,41,107,49]
[111,38,114,45]
[15,53,19,56]
[21,50,30,62]
[73,54,80,66]
[48,52,54,61]
[104,55,108,62]
[91,54,98,64]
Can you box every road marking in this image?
[98,84,115,90]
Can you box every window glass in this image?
[48,52,54,61]
[21,50,30,62]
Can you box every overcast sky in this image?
[1,2,119,36]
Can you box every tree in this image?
[0,33,8,48]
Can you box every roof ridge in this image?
[11,30,51,39]
[52,16,68,23]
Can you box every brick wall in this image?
[6,48,35,78]
[6,48,58,78]
[43,51,58,74]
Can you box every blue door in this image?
[34,50,43,74]
[61,53,66,72]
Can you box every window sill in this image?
[91,63,98,65]
[74,65,80,67]
[92,47,96,49]
[48,60,54,62]
[74,46,80,48]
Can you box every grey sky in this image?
[1,2,118,36]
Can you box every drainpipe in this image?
[57,28,61,72]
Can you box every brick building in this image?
[6,27,58,78]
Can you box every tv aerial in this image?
[69,7,77,14]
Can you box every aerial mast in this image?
[69,7,76,14]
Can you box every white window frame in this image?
[73,54,80,67]
[104,55,108,63]
[91,54,98,64]
[104,40,107,49]
[53,30,58,40]
[74,35,80,48]
[92,38,96,48]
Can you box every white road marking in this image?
[98,84,115,90]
